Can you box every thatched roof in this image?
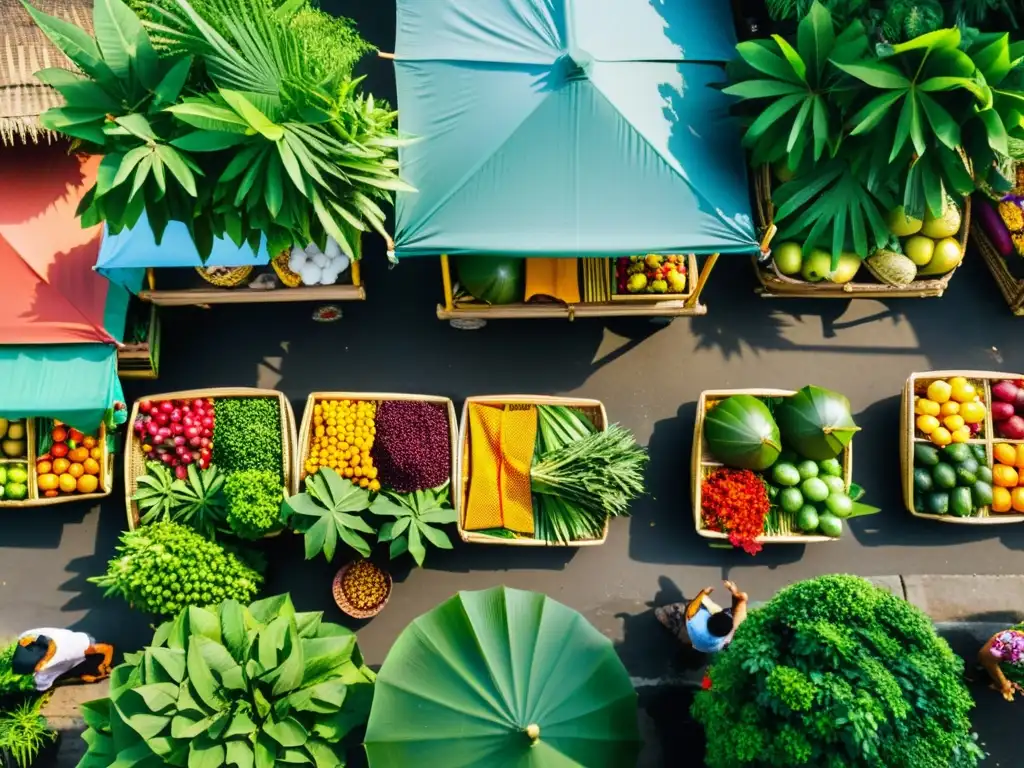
[0,0,93,146]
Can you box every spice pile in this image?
[463,403,648,544]
[699,386,879,553]
[286,397,458,571]
[335,560,390,613]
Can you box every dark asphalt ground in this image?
[5,1,1024,762]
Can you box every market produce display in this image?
[460,398,648,545]
[126,390,292,541]
[695,386,878,551]
[903,371,1024,522]
[615,255,688,295]
[289,393,458,570]
[0,417,110,504]
[75,594,375,767]
[730,4,1007,297]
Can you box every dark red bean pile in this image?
[372,401,451,492]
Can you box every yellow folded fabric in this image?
[525,258,581,304]
[465,403,537,534]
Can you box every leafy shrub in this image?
[213,398,282,475]
[223,468,284,539]
[0,696,56,768]
[76,594,375,768]
[692,574,983,768]
[0,645,35,697]
[88,521,262,615]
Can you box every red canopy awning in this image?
[0,145,113,345]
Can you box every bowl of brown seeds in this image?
[333,560,392,618]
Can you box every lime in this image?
[771,463,801,487]
[818,513,843,538]
[822,475,846,495]
[818,458,842,477]
[801,477,829,503]
[825,493,853,518]
[796,460,819,480]
[795,505,819,533]
[779,488,804,514]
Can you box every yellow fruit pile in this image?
[305,399,380,491]
[991,443,1024,513]
[914,377,986,447]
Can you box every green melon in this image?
[704,395,781,470]
[455,256,525,305]
[775,385,860,461]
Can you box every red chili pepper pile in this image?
[701,468,770,555]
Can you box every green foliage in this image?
[213,398,282,475]
[223,468,283,539]
[0,696,56,768]
[0,645,34,696]
[282,469,375,560]
[134,462,227,539]
[370,482,457,566]
[88,521,263,615]
[692,574,983,768]
[76,594,375,768]
[22,0,407,260]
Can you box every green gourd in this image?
[704,395,781,470]
[775,385,860,461]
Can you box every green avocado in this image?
[972,481,994,508]
[913,468,933,493]
[796,505,820,533]
[977,466,993,484]
[972,444,988,463]
[943,444,971,464]
[950,487,974,518]
[925,492,949,516]
[954,466,977,487]
[914,443,940,467]
[932,463,957,490]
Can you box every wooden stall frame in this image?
[117,303,162,380]
[435,254,719,323]
[123,388,296,532]
[752,164,970,299]
[972,215,1024,315]
[295,391,458,498]
[692,388,854,545]
[456,395,610,547]
[901,370,1024,524]
[0,418,113,507]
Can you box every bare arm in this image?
[686,587,715,620]
[724,581,749,632]
[979,636,1017,700]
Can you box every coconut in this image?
[864,249,917,287]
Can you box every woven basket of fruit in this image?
[0,417,113,507]
[611,254,696,301]
[753,164,970,299]
[332,560,392,619]
[972,165,1024,315]
[902,371,1024,524]
[692,387,878,552]
[195,266,253,288]
[457,395,646,548]
[124,388,296,537]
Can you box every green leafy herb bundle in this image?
[0,696,56,768]
[88,521,262,615]
[725,0,1024,263]
[76,594,375,768]
[212,398,282,475]
[22,0,409,259]
[223,468,283,539]
[370,482,457,566]
[134,462,227,539]
[530,406,648,544]
[282,468,375,559]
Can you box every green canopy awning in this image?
[0,344,123,433]
[393,0,757,258]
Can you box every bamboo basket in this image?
[692,389,853,545]
[295,392,458,497]
[332,561,392,619]
[753,164,970,298]
[123,388,296,532]
[901,371,1024,524]
[973,215,1024,315]
[196,266,253,287]
[457,395,610,547]
[0,419,114,508]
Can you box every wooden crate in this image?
[752,165,969,298]
[124,388,296,531]
[901,371,1024,524]
[117,304,162,380]
[692,388,854,545]
[0,419,113,507]
[973,215,1024,316]
[457,395,610,546]
[295,392,458,497]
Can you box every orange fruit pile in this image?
[36,422,102,497]
[305,400,380,491]
[991,443,1024,513]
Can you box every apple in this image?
[800,248,832,282]
[829,253,862,284]
[772,241,803,275]
[903,235,935,267]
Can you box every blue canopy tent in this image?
[391,0,758,321]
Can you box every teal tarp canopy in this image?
[0,344,124,433]
[393,0,757,258]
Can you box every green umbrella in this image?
[365,585,641,767]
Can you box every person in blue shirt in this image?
[655,580,749,654]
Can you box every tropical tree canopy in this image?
[22,0,410,260]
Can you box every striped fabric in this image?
[0,0,93,145]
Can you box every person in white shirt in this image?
[9,629,113,692]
